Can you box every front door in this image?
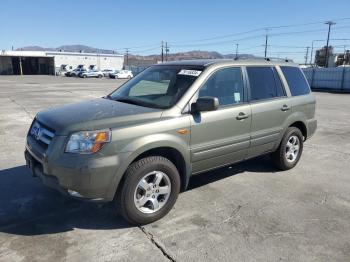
[190,67,251,173]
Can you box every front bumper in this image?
[25,135,122,201]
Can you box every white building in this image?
[0,50,124,75]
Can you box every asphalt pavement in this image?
[0,75,349,262]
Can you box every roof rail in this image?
[234,56,293,63]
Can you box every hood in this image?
[36,98,162,135]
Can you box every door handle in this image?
[281,104,291,111]
[236,112,249,120]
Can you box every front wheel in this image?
[116,156,180,225]
[272,127,304,170]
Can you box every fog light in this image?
[68,189,83,198]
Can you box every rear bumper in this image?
[307,118,317,139]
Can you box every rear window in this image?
[247,67,285,101]
[280,66,310,96]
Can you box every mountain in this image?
[129,50,254,61]
[16,45,116,54]
[16,45,255,65]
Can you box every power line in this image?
[168,17,350,44]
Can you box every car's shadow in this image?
[0,155,278,236]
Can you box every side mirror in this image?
[191,96,219,112]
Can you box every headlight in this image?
[65,130,111,154]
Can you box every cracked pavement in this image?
[0,76,350,261]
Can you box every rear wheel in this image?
[272,127,304,170]
[116,156,180,225]
[83,75,87,78]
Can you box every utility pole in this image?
[235,43,239,59]
[343,45,347,65]
[125,48,129,67]
[324,21,336,68]
[161,41,164,63]
[264,28,269,58]
[304,47,310,65]
[310,40,317,65]
[19,57,23,76]
[165,42,169,61]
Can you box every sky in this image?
[1,0,350,63]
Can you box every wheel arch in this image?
[289,121,307,140]
[109,138,191,200]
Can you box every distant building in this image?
[0,50,124,75]
[315,46,334,67]
[335,50,350,66]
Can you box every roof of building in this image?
[0,50,124,58]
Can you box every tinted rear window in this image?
[247,67,285,101]
[280,66,310,96]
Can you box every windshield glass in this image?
[108,65,204,109]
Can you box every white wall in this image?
[49,52,124,71]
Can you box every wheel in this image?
[127,75,131,79]
[117,156,180,225]
[98,74,103,78]
[272,127,304,170]
[83,75,87,78]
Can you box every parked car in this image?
[70,68,87,77]
[102,69,118,77]
[80,70,104,78]
[109,70,133,79]
[25,59,317,225]
[65,68,78,77]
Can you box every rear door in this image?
[246,66,291,158]
[190,67,251,173]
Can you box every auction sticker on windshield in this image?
[178,69,202,76]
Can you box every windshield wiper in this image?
[114,97,145,107]
[104,95,165,109]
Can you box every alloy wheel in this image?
[133,171,171,214]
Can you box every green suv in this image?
[25,59,317,224]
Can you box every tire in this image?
[83,75,87,78]
[117,156,180,225]
[98,74,103,78]
[272,127,304,170]
[127,75,131,79]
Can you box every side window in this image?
[280,66,310,96]
[198,67,244,106]
[247,67,285,101]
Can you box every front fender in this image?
[105,133,191,200]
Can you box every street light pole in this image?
[305,47,310,65]
[235,43,239,59]
[324,21,336,67]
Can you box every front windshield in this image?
[107,65,204,109]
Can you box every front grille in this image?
[29,120,55,149]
